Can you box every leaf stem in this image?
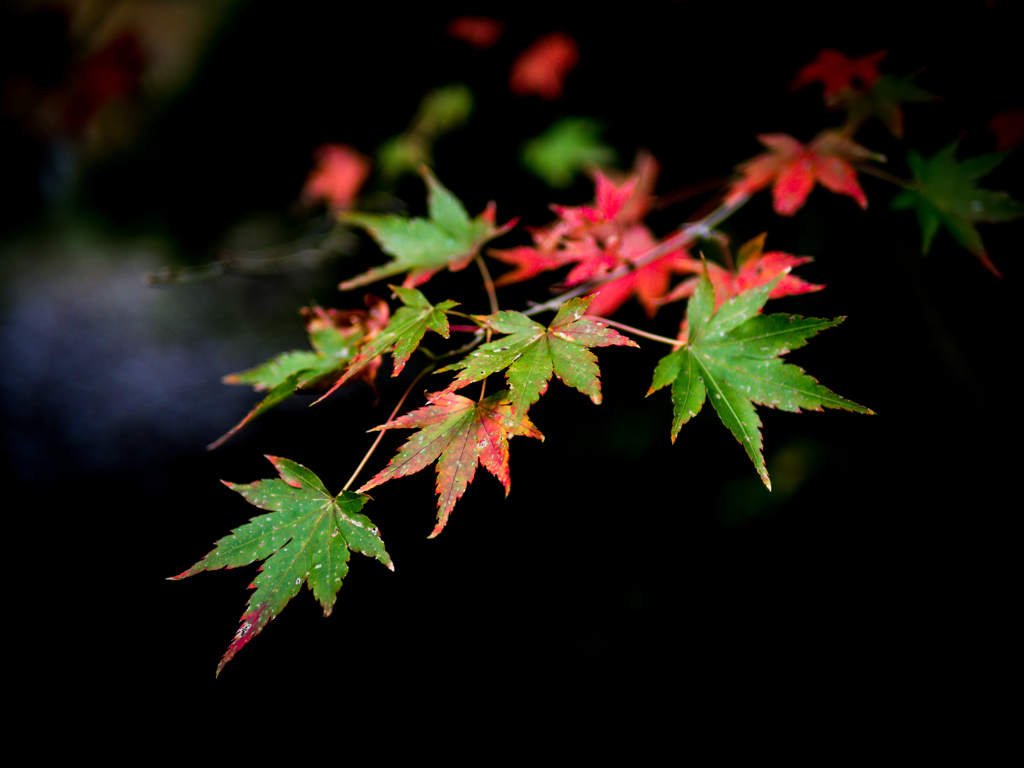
[584,315,682,347]
[854,163,916,189]
[474,253,498,401]
[343,364,435,491]
[475,252,500,316]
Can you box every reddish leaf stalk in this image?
[584,315,682,348]
[474,252,498,401]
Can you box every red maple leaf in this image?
[446,16,505,49]
[726,131,882,215]
[509,32,579,100]
[791,49,887,101]
[359,391,543,538]
[302,144,371,212]
[489,155,685,317]
[573,224,691,318]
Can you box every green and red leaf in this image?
[339,166,515,290]
[438,295,639,420]
[312,285,458,405]
[358,391,543,537]
[211,298,389,448]
[170,456,392,676]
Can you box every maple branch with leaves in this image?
[168,34,1021,677]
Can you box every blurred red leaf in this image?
[302,143,371,212]
[446,16,505,49]
[727,131,882,215]
[791,49,886,101]
[989,108,1024,151]
[509,32,579,100]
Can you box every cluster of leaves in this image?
[172,36,1020,676]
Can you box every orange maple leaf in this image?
[726,131,882,216]
[791,49,887,101]
[446,16,505,49]
[509,32,579,100]
[302,144,371,212]
[359,391,543,538]
[663,233,823,310]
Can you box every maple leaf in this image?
[210,297,389,449]
[727,131,884,216]
[312,285,458,405]
[490,154,682,317]
[376,86,474,181]
[358,391,543,538]
[437,295,638,420]
[890,141,1023,276]
[170,456,393,676]
[521,117,616,188]
[339,166,515,290]
[446,16,505,49]
[573,224,693,318]
[838,72,936,139]
[301,143,371,212]
[648,266,872,490]
[791,49,887,101]
[509,32,579,100]
[660,232,824,315]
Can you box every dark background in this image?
[1,0,1018,712]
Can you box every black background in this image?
[2,0,1019,718]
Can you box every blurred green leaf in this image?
[376,85,474,181]
[891,141,1023,275]
[522,118,616,187]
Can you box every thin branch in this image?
[475,252,500,316]
[343,364,435,491]
[585,315,682,347]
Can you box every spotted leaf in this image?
[170,456,393,676]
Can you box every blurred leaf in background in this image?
[521,117,616,188]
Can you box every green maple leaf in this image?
[437,295,639,419]
[210,302,388,449]
[647,267,872,490]
[312,285,458,405]
[359,390,543,538]
[521,117,617,188]
[170,456,392,676]
[339,166,516,290]
[890,141,1023,276]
